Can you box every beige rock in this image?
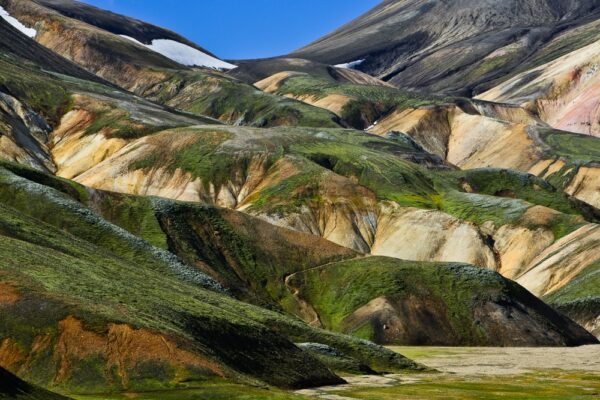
[565,166,600,208]
[516,224,600,296]
[372,207,496,269]
[493,225,554,279]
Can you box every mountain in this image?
[0,0,342,129]
[285,258,596,346]
[292,0,600,96]
[0,160,424,393]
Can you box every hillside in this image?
[0,161,424,393]
[292,0,600,96]
[0,0,342,129]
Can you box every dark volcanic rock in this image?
[292,0,600,95]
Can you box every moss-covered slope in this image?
[0,162,420,394]
[544,261,600,338]
[285,257,599,346]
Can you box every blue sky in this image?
[80,0,381,60]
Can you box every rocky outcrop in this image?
[0,91,54,172]
[292,0,600,95]
[516,224,600,297]
[479,40,600,136]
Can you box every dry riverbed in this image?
[296,345,600,400]
[75,346,600,399]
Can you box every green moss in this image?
[544,262,600,305]
[0,54,72,126]
[127,128,261,191]
[288,257,507,343]
[274,74,449,129]
[539,129,600,163]
[91,193,168,249]
[154,72,341,129]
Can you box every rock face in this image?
[285,257,599,346]
[0,91,54,172]
[292,0,600,95]
[479,39,600,136]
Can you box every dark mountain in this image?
[292,0,600,95]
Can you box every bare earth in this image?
[296,345,600,399]
[395,345,600,375]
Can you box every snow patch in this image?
[120,35,236,70]
[335,59,365,70]
[0,5,37,38]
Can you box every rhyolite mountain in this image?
[0,0,600,398]
[293,0,600,96]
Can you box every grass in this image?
[274,74,449,129]
[152,71,341,129]
[539,129,600,163]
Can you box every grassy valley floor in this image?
[72,346,600,399]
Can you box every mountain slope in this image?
[285,257,597,346]
[0,161,424,393]
[35,0,219,59]
[292,0,600,95]
[478,38,600,136]
[0,0,341,129]
[0,367,70,400]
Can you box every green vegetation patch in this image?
[0,53,72,126]
[74,379,304,400]
[275,74,449,129]
[127,128,249,189]
[544,261,600,306]
[153,72,341,129]
[539,129,600,163]
[288,257,506,342]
